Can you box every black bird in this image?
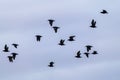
[48,61,54,67]
[12,43,19,48]
[53,26,60,33]
[35,35,42,42]
[92,51,98,55]
[11,53,18,60]
[101,10,108,14]
[85,45,93,52]
[8,56,13,62]
[84,52,90,58]
[3,44,9,52]
[58,39,65,46]
[48,19,55,26]
[68,36,75,41]
[90,19,96,28]
[75,51,82,58]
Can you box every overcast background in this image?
[0,0,120,80]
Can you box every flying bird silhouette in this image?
[48,19,55,26]
[75,51,82,58]
[58,39,65,46]
[85,45,93,52]
[52,26,60,33]
[90,19,96,28]
[3,44,9,52]
[101,10,108,14]
[68,36,75,41]
[48,61,54,67]
[8,56,13,62]
[12,43,19,48]
[84,52,90,58]
[35,35,42,42]
[92,51,98,55]
[11,53,18,60]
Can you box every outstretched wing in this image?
[77,51,80,55]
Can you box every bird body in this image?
[92,51,98,55]
[3,44,9,52]
[8,56,13,62]
[35,35,42,42]
[58,39,65,46]
[90,19,96,28]
[84,52,90,58]
[48,62,54,67]
[12,43,19,48]
[75,51,82,58]
[68,36,75,41]
[11,53,18,60]
[53,26,60,33]
[85,45,93,52]
[48,19,55,26]
[101,10,108,14]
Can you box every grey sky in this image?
[0,0,120,80]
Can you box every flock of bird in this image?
[3,9,108,67]
[3,44,18,62]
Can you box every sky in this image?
[0,0,120,80]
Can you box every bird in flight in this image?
[12,43,19,48]
[100,10,108,14]
[85,45,93,52]
[58,39,65,46]
[3,44,9,52]
[84,52,90,58]
[90,19,96,28]
[92,51,98,55]
[8,56,13,62]
[11,53,18,60]
[52,26,60,33]
[48,19,55,26]
[68,36,75,41]
[75,51,82,58]
[48,61,54,67]
[35,35,42,42]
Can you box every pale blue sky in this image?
[0,0,120,80]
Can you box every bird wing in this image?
[77,51,80,55]
[70,36,75,38]
[94,21,96,25]
[91,19,94,24]
[5,45,8,49]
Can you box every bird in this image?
[68,36,75,41]
[3,44,9,52]
[35,35,42,42]
[100,10,108,14]
[84,52,90,58]
[75,51,82,58]
[90,19,96,28]
[8,56,13,62]
[92,51,98,55]
[58,39,65,46]
[52,26,60,33]
[12,43,19,48]
[48,61,54,67]
[48,19,55,26]
[11,53,18,60]
[85,45,93,52]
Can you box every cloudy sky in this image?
[0,0,120,80]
